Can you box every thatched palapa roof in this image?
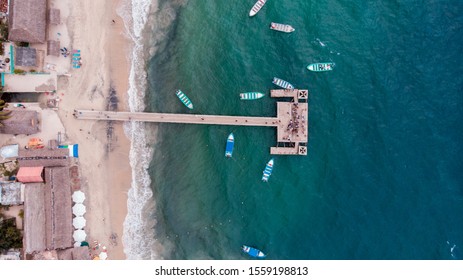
[0,110,40,135]
[56,247,91,260]
[24,183,47,253]
[47,40,60,57]
[8,0,47,43]
[48,8,60,25]
[23,167,73,254]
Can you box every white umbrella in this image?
[72,190,86,203]
[99,252,108,260]
[72,203,86,216]
[74,241,81,247]
[72,216,86,229]
[73,229,86,242]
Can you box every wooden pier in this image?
[74,89,309,155]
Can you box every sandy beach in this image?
[57,0,132,259]
[0,0,135,260]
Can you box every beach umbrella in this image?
[72,216,86,229]
[74,241,81,247]
[73,229,87,242]
[99,252,108,260]
[81,241,89,247]
[72,190,86,203]
[72,203,86,216]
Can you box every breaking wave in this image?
[119,0,185,259]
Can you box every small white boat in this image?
[249,0,267,17]
[270,22,295,33]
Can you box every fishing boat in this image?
[249,0,267,17]
[307,62,335,72]
[272,77,294,90]
[242,245,266,258]
[270,22,295,33]
[175,89,194,109]
[240,92,265,100]
[262,158,274,182]
[225,133,234,158]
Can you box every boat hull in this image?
[307,63,335,72]
[272,77,294,90]
[240,92,265,100]
[242,245,266,258]
[262,158,274,182]
[175,90,194,109]
[270,22,295,33]
[249,0,267,17]
[225,133,234,157]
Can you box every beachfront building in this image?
[17,148,74,255]
[8,0,47,43]
[1,0,65,91]
[15,46,37,67]
[16,166,44,183]
[23,167,73,255]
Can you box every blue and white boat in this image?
[242,245,266,258]
[262,158,274,182]
[272,77,294,90]
[240,92,265,100]
[175,89,194,109]
[307,62,335,72]
[225,133,234,158]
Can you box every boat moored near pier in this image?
[240,92,265,100]
[272,77,294,90]
[225,133,234,158]
[175,89,194,109]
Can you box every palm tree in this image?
[0,99,12,127]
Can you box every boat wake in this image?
[447,241,459,259]
[314,38,341,56]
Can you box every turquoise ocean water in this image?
[134,0,463,259]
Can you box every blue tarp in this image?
[58,144,79,157]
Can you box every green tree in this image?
[0,218,23,251]
[0,99,12,127]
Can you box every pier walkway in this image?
[74,110,280,127]
[74,89,309,155]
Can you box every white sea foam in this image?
[119,0,182,259]
[118,0,160,259]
